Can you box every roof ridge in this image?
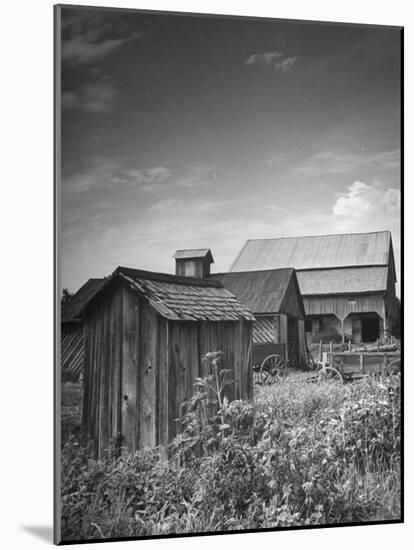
[212,267,295,276]
[246,230,391,242]
[296,264,389,272]
[115,266,223,288]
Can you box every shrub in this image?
[60,369,401,541]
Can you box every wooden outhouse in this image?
[79,266,254,457]
[212,268,307,368]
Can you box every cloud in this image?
[245,50,297,72]
[333,180,401,220]
[382,188,400,213]
[62,35,134,65]
[292,149,400,179]
[61,13,141,65]
[174,163,217,190]
[64,158,223,196]
[63,159,172,193]
[113,167,173,190]
[265,153,287,167]
[62,78,117,112]
[61,177,401,293]
[333,181,375,217]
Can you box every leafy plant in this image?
[60,362,401,541]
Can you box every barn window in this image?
[305,318,312,332]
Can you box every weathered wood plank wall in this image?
[82,284,253,457]
[61,324,84,379]
[303,293,386,321]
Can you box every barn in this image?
[79,265,254,457]
[61,278,105,380]
[212,268,307,368]
[230,231,399,344]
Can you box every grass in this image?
[61,381,82,446]
[60,370,401,541]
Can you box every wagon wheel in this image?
[259,354,287,385]
[317,366,343,383]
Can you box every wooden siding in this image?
[176,259,209,279]
[298,319,306,364]
[253,315,279,344]
[303,293,386,321]
[82,285,123,457]
[61,323,84,379]
[82,283,253,457]
[384,268,399,325]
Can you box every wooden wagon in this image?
[252,342,288,384]
[323,351,401,381]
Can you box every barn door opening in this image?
[287,316,299,368]
[361,314,380,343]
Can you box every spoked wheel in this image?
[317,366,343,383]
[259,354,288,385]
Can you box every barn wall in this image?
[61,322,84,380]
[384,267,399,335]
[298,319,307,365]
[253,314,307,367]
[253,315,279,343]
[279,314,288,359]
[282,277,305,319]
[303,293,386,321]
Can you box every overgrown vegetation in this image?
[61,353,401,541]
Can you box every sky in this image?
[59,7,401,292]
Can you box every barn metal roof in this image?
[81,266,254,322]
[297,266,389,295]
[211,268,305,317]
[61,278,106,323]
[230,231,391,272]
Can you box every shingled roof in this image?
[81,266,254,322]
[211,268,305,318]
[231,231,392,272]
[297,266,389,296]
[61,278,106,323]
